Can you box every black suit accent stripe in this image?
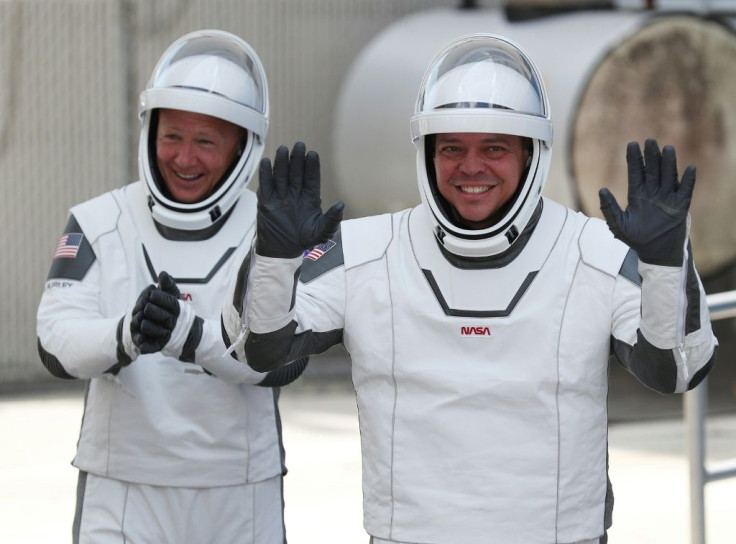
[72,471,88,544]
[688,347,717,391]
[684,242,701,334]
[180,316,204,363]
[246,322,343,373]
[106,317,133,375]
[232,252,252,315]
[291,266,301,312]
[221,316,240,360]
[618,249,641,287]
[611,331,677,393]
[257,357,310,387]
[142,245,236,284]
[422,269,538,318]
[37,338,75,379]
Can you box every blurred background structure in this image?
[2,0,736,414]
[1,1,736,542]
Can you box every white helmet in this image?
[138,29,269,231]
[410,34,552,258]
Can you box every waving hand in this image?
[256,142,344,259]
[599,139,696,266]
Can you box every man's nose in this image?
[174,141,197,166]
[459,149,486,175]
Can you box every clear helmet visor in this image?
[411,35,551,142]
[140,30,269,137]
[418,36,546,118]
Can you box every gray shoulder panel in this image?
[578,215,628,278]
[618,249,641,287]
[47,215,96,281]
[300,230,344,284]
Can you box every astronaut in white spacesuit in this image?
[36,30,306,543]
[222,34,718,543]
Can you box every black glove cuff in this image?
[179,316,204,363]
[257,357,309,387]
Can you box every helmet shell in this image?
[138,29,269,231]
[410,33,552,257]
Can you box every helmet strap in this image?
[209,130,248,197]
[147,110,175,201]
[424,134,455,224]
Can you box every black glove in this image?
[114,283,155,366]
[599,139,695,266]
[256,142,344,258]
[135,271,181,354]
[130,284,155,346]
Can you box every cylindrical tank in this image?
[332,6,736,277]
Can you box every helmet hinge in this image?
[505,225,519,244]
[435,227,446,245]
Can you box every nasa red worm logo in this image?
[460,325,492,336]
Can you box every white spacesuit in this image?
[37,30,304,543]
[224,34,717,543]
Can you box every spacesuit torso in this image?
[313,200,623,542]
[37,181,283,487]
[341,200,623,542]
[236,196,715,543]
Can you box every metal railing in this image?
[685,289,736,544]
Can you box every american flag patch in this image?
[54,233,84,259]
[304,239,336,262]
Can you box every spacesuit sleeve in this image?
[610,246,717,394]
[36,215,136,379]
[174,312,307,385]
[226,235,345,373]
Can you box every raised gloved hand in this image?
[134,271,182,354]
[599,139,696,266]
[256,142,344,258]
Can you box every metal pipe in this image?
[685,382,708,544]
[686,289,736,544]
[705,290,736,321]
[706,458,736,483]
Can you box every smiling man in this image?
[155,108,246,204]
[432,132,529,229]
[223,33,718,544]
[37,30,307,543]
